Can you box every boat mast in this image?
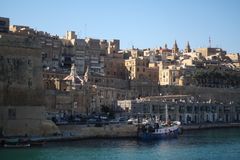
[165,104,168,123]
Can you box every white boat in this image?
[138,121,181,140]
[4,143,30,148]
[138,104,182,140]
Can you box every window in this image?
[28,59,32,66]
[7,78,11,85]
[173,77,176,82]
[28,79,32,88]
[8,108,16,120]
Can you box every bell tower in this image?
[184,41,191,53]
[172,40,179,53]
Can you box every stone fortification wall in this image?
[0,106,60,137]
[0,33,59,137]
[0,33,44,106]
[160,86,240,103]
[58,124,138,138]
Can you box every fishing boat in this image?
[138,121,181,140]
[138,104,182,140]
[29,137,46,146]
[4,143,30,148]
[3,137,31,148]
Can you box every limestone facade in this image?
[0,32,58,136]
[1,17,240,127]
[0,17,9,33]
[117,95,240,124]
[195,47,226,57]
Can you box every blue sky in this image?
[1,0,240,52]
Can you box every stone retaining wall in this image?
[182,123,240,130]
[58,124,138,139]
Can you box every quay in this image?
[56,122,240,140]
[58,124,138,139]
[181,122,240,130]
[28,122,240,142]
[1,123,240,146]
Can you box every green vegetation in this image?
[193,69,240,88]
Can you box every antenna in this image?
[78,30,82,39]
[84,24,87,38]
[209,36,211,48]
[165,104,168,123]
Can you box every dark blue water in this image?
[1,128,240,160]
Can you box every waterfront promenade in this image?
[39,122,240,142]
[2,128,240,160]
[181,122,240,130]
[1,122,240,147]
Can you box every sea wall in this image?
[36,123,240,141]
[0,106,60,137]
[181,123,240,130]
[58,124,138,139]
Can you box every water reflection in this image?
[1,128,240,160]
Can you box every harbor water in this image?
[1,128,240,160]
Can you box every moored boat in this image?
[138,104,182,140]
[138,121,181,140]
[29,137,46,146]
[3,137,31,148]
[4,143,30,148]
[2,137,46,148]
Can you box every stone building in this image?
[195,47,226,58]
[104,53,127,79]
[172,40,179,54]
[84,38,107,75]
[0,31,58,136]
[130,80,160,97]
[1,17,240,132]
[48,64,89,115]
[42,70,68,90]
[158,64,194,86]
[9,25,35,35]
[130,48,144,58]
[108,39,120,54]
[61,35,121,76]
[9,24,63,71]
[88,75,129,89]
[44,63,134,115]
[93,85,134,113]
[38,32,62,70]
[226,53,240,68]
[159,65,181,86]
[0,33,43,106]
[117,95,240,124]
[184,41,192,53]
[0,17,9,33]
[125,56,157,81]
[159,44,172,55]
[124,56,160,96]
